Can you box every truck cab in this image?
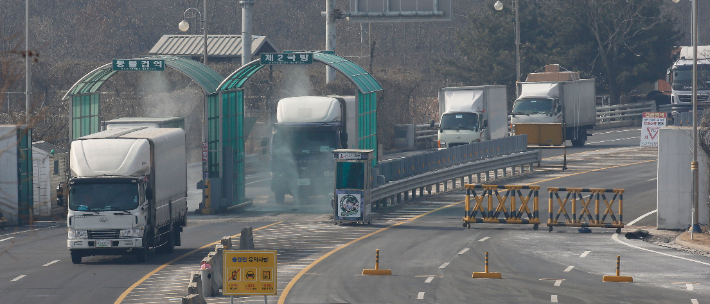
[668,50,710,105]
[270,96,356,204]
[510,97,563,124]
[437,111,485,148]
[435,86,507,149]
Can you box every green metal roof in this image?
[218,52,382,94]
[62,56,224,100]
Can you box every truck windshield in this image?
[272,128,337,155]
[69,183,139,211]
[672,65,710,88]
[512,98,553,115]
[440,113,478,130]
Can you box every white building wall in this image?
[657,126,710,229]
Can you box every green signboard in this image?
[112,59,165,71]
[260,53,313,65]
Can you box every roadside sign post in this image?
[223,250,277,303]
[640,112,667,147]
[332,149,374,225]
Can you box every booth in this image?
[332,149,373,225]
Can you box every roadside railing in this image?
[596,101,655,124]
[393,123,438,150]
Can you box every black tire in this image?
[174,224,182,247]
[70,251,82,264]
[571,129,587,147]
[548,226,553,232]
[533,224,539,230]
[162,226,175,254]
[136,234,149,263]
[274,191,285,204]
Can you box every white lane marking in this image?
[246,178,270,185]
[417,292,425,300]
[687,284,694,291]
[551,295,558,302]
[439,262,449,269]
[580,251,591,258]
[627,209,657,226]
[0,226,59,237]
[691,300,698,304]
[11,275,26,282]
[478,237,490,242]
[593,129,640,135]
[564,266,574,272]
[0,237,14,242]
[43,260,60,267]
[458,248,470,255]
[648,178,657,181]
[612,234,710,266]
[554,280,562,287]
[588,136,639,144]
[425,276,434,283]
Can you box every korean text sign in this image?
[223,250,277,295]
[640,112,667,147]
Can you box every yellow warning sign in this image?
[223,250,277,296]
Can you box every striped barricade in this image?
[546,188,624,232]
[463,184,541,230]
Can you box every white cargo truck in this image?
[270,96,357,203]
[101,117,185,131]
[434,85,508,149]
[63,127,188,263]
[510,78,596,147]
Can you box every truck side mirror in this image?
[340,132,348,149]
[482,119,488,129]
[146,188,153,200]
[260,137,268,147]
[56,183,65,207]
[430,120,436,129]
[666,69,671,83]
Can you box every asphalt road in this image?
[3,126,693,304]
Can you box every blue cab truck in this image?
[270,96,357,204]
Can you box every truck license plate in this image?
[297,178,311,186]
[96,240,111,248]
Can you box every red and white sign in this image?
[640,112,667,147]
[202,142,209,162]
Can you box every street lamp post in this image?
[495,0,520,97]
[672,0,701,234]
[179,3,208,65]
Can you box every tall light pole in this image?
[495,0,520,97]
[25,0,30,124]
[672,0,701,234]
[240,0,254,65]
[179,3,208,65]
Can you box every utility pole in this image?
[241,0,254,65]
[325,0,336,83]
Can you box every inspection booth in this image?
[332,149,374,225]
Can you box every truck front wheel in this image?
[136,235,149,263]
[70,251,82,264]
[274,191,285,204]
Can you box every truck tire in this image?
[136,234,149,263]
[274,191,285,204]
[571,128,587,147]
[175,224,182,247]
[163,225,175,254]
[70,251,82,264]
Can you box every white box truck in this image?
[434,85,508,149]
[101,117,185,131]
[270,96,357,203]
[510,78,596,146]
[62,127,188,263]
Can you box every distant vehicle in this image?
[667,46,710,105]
[511,65,596,147]
[270,96,357,204]
[62,127,188,264]
[432,85,508,149]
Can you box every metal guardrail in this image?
[376,135,529,183]
[673,110,705,126]
[596,101,655,123]
[393,123,438,150]
[371,135,540,203]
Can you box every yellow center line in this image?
[114,221,283,304]
[278,202,462,304]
